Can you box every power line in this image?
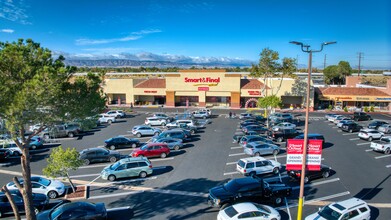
[357,52,363,76]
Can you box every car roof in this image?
[118,157,148,163]
[361,128,377,132]
[240,156,267,162]
[231,202,259,213]
[329,198,367,211]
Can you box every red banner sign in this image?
[144,90,157,93]
[248,91,261,96]
[286,139,323,171]
[198,87,209,91]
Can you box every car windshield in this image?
[318,206,342,220]
[110,161,121,170]
[254,203,271,214]
[140,145,149,150]
[224,206,239,218]
[37,177,51,187]
[224,180,241,192]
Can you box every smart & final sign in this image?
[286,139,323,171]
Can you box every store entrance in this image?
[175,96,199,107]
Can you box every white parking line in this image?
[79,157,174,169]
[375,154,391,159]
[223,171,240,175]
[357,142,370,146]
[337,130,342,132]
[365,149,373,152]
[230,146,243,150]
[342,133,357,136]
[229,152,245,157]
[291,178,340,190]
[332,126,338,128]
[107,206,131,211]
[88,191,143,200]
[70,173,101,178]
[386,165,391,168]
[349,138,360,140]
[277,191,351,210]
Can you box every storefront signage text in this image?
[144,90,157,93]
[184,77,220,83]
[336,96,352,100]
[376,97,391,101]
[248,91,261,96]
[198,87,209,91]
[356,97,370,101]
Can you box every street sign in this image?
[286,139,323,171]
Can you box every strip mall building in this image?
[102,70,305,109]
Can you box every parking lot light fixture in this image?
[289,40,336,220]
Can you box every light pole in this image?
[289,41,336,220]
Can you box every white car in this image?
[272,122,296,131]
[236,157,281,176]
[145,116,167,126]
[0,139,22,156]
[370,136,391,154]
[217,202,281,220]
[6,176,65,199]
[358,129,384,141]
[337,119,354,128]
[328,114,342,122]
[98,114,116,124]
[192,111,209,119]
[305,197,370,220]
[106,110,125,118]
[378,124,391,134]
[334,117,351,124]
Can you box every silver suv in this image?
[305,197,370,220]
[243,141,280,156]
[132,125,161,137]
[145,116,167,126]
[236,157,281,176]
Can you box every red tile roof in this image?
[240,79,269,89]
[318,87,390,96]
[134,79,166,88]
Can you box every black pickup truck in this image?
[268,129,300,143]
[207,176,292,209]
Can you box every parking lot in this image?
[0,109,390,219]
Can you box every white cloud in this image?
[75,29,161,45]
[0,0,30,24]
[1,28,14,33]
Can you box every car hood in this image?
[210,185,233,198]
[305,212,326,220]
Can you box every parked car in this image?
[0,139,22,156]
[79,147,121,165]
[239,113,254,120]
[358,129,384,141]
[192,111,209,119]
[28,124,45,133]
[151,130,188,142]
[6,176,65,199]
[104,136,140,150]
[239,121,259,129]
[287,164,331,183]
[37,201,107,220]
[153,113,174,122]
[370,136,391,154]
[341,123,363,133]
[268,129,299,143]
[42,124,68,139]
[64,123,82,137]
[242,125,269,135]
[232,132,246,144]
[0,148,10,161]
[106,110,126,118]
[145,116,167,126]
[328,114,342,122]
[208,176,292,208]
[243,141,280,157]
[0,190,49,218]
[166,119,196,128]
[367,120,388,129]
[352,112,372,121]
[97,114,116,124]
[294,133,325,144]
[29,136,44,150]
[101,157,153,181]
[132,125,161,137]
[130,143,170,158]
[305,197,370,220]
[333,116,351,124]
[167,123,197,134]
[378,124,391,134]
[337,119,354,128]
[324,113,337,120]
[272,122,296,131]
[239,135,274,148]
[217,202,281,220]
[236,157,281,176]
[151,137,183,150]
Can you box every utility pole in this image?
[323,54,327,69]
[358,52,362,76]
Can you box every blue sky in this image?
[1,0,390,69]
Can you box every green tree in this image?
[0,39,106,220]
[257,95,282,126]
[43,146,84,193]
[323,65,339,84]
[337,61,352,84]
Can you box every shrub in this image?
[364,106,369,112]
[328,105,333,111]
[343,106,348,112]
[370,106,375,112]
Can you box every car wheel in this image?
[273,196,283,206]
[272,150,278,156]
[254,152,261,157]
[368,136,373,141]
[191,130,195,135]
[385,148,391,154]
[68,132,74,138]
[154,132,159,136]
[273,167,279,174]
[131,143,137,148]
[349,129,353,133]
[109,156,117,163]
[44,134,50,140]
[110,145,116,150]
[174,145,180,151]
[108,175,116,181]
[161,122,166,126]
[323,171,330,178]
[220,203,230,210]
[139,171,147,178]
[277,137,283,143]
[136,133,142,138]
[137,154,144,157]
[47,190,58,199]
[160,153,167,158]
[30,145,37,150]
[203,116,206,119]
[13,151,21,156]
[83,159,90,165]
[33,207,39,215]
[249,171,256,177]
[107,120,112,124]
[0,210,2,218]
[304,176,309,183]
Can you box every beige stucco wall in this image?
[103,78,134,104]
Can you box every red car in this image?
[130,143,170,158]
